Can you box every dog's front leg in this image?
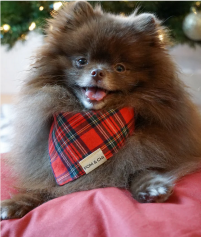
[130,170,175,203]
[1,191,52,220]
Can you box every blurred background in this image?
[1,1,201,153]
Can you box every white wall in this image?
[1,32,201,105]
[1,32,44,94]
[170,45,201,106]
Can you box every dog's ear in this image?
[131,12,158,32]
[46,1,94,34]
[70,1,94,19]
[130,12,170,46]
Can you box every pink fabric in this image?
[1,159,201,237]
[1,156,18,201]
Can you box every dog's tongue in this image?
[85,88,107,101]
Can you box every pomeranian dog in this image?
[1,1,201,220]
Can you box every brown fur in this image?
[1,2,201,219]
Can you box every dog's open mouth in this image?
[81,87,110,101]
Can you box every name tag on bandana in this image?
[49,107,135,185]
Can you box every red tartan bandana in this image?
[49,108,135,185]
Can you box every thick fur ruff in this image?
[1,2,201,219]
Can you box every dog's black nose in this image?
[91,69,106,81]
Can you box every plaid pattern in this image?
[49,107,135,185]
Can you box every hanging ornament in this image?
[183,6,201,41]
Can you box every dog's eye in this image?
[76,58,88,67]
[114,64,125,72]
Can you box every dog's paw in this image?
[136,184,172,203]
[1,193,43,220]
[1,192,48,220]
[130,171,174,203]
[1,199,30,220]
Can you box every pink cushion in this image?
[1,158,201,237]
[1,157,18,201]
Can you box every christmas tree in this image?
[1,1,201,48]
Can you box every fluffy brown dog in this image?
[1,1,201,220]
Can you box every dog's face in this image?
[42,2,168,110]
